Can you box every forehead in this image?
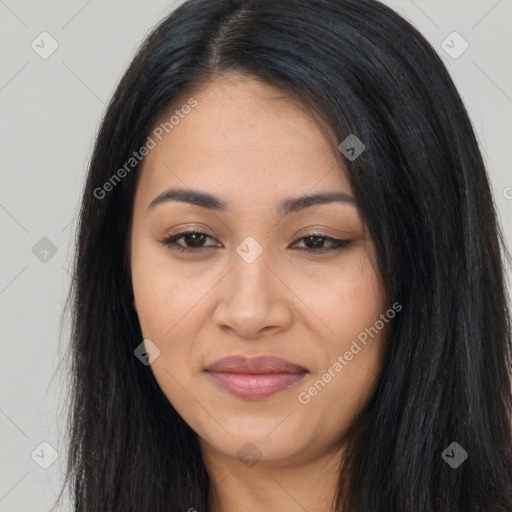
[136,73,351,206]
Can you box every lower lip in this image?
[207,371,307,400]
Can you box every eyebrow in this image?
[147,188,356,215]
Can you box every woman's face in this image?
[130,73,387,467]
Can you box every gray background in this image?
[1,1,511,510]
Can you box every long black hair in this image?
[54,0,512,510]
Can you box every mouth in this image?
[205,355,308,400]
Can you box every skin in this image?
[130,72,387,512]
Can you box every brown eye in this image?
[161,230,220,252]
[292,233,351,253]
[180,232,208,248]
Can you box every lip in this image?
[205,355,308,400]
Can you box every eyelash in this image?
[160,229,351,254]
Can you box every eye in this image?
[161,229,220,252]
[160,230,351,254]
[291,233,351,253]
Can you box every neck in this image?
[200,439,345,512]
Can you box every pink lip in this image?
[205,355,308,400]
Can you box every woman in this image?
[56,0,512,510]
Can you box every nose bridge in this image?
[230,236,274,302]
[212,236,293,336]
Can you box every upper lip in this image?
[205,355,307,374]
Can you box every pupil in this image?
[307,236,324,248]
[187,233,204,247]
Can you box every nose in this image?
[212,249,294,339]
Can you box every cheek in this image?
[293,249,385,407]
[131,255,201,411]
[131,240,207,340]
[293,248,384,342]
